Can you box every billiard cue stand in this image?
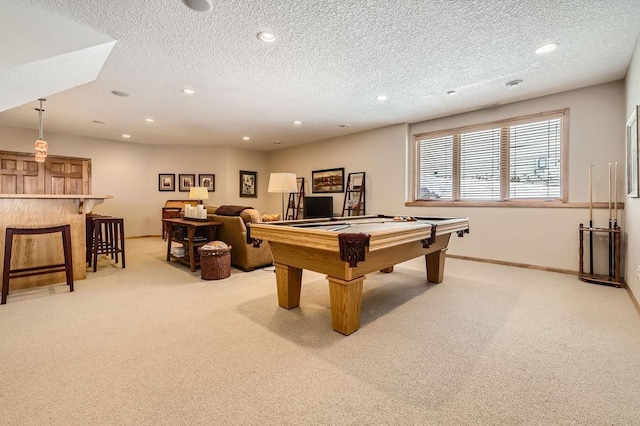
[578,224,622,288]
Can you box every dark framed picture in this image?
[199,174,215,192]
[312,167,345,193]
[626,105,639,197]
[179,174,195,192]
[158,173,175,191]
[239,170,257,197]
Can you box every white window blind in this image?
[460,128,501,199]
[509,118,562,198]
[416,135,452,199]
[415,110,565,202]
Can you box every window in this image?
[415,110,566,203]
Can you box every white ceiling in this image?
[1,0,640,151]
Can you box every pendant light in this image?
[34,98,48,162]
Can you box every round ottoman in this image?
[198,241,232,280]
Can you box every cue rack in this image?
[578,162,622,287]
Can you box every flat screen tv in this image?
[304,196,333,219]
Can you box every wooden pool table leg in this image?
[425,248,447,283]
[327,276,365,335]
[274,263,302,309]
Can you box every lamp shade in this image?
[189,187,209,200]
[268,173,297,192]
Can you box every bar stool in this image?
[2,225,74,305]
[90,217,125,272]
[86,214,111,264]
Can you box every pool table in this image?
[248,215,469,335]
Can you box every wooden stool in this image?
[90,218,125,272]
[86,214,111,264]
[2,225,74,305]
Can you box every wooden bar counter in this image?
[0,194,111,290]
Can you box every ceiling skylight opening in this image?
[243,136,250,141]
[376,95,387,101]
[505,79,523,89]
[122,134,131,139]
[182,88,195,95]
[293,121,302,126]
[535,42,559,54]
[257,31,276,43]
[144,117,155,123]
[182,0,212,12]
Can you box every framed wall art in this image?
[239,170,257,197]
[626,105,639,197]
[179,174,196,192]
[158,173,175,191]
[312,167,345,193]
[199,174,215,192]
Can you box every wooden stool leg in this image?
[2,229,14,305]
[119,221,126,269]
[93,221,100,272]
[61,225,74,292]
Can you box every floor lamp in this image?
[268,173,298,220]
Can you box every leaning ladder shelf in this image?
[286,177,305,220]
[578,224,622,288]
[342,172,366,216]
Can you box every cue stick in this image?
[608,161,613,278]
[589,164,594,275]
[614,161,619,227]
[613,161,618,277]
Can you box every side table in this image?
[163,218,222,272]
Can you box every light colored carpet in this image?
[1,237,639,425]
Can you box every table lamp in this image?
[268,172,297,220]
[189,186,209,205]
[187,186,209,219]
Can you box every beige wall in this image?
[268,81,626,272]
[266,123,409,216]
[624,37,640,301]
[0,126,269,236]
[0,79,631,276]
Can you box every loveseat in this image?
[206,205,273,271]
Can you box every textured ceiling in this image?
[1,0,640,151]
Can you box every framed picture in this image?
[199,174,215,192]
[627,106,639,198]
[158,173,175,191]
[239,170,257,197]
[312,167,345,193]
[179,174,196,192]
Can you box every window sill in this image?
[405,200,624,209]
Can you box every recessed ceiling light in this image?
[505,79,523,89]
[144,117,154,123]
[111,90,129,97]
[339,124,350,128]
[182,88,195,95]
[293,121,302,125]
[535,42,558,54]
[122,134,131,139]
[446,90,456,95]
[243,136,250,141]
[182,0,212,12]
[376,95,387,101]
[92,120,106,124]
[257,31,276,43]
